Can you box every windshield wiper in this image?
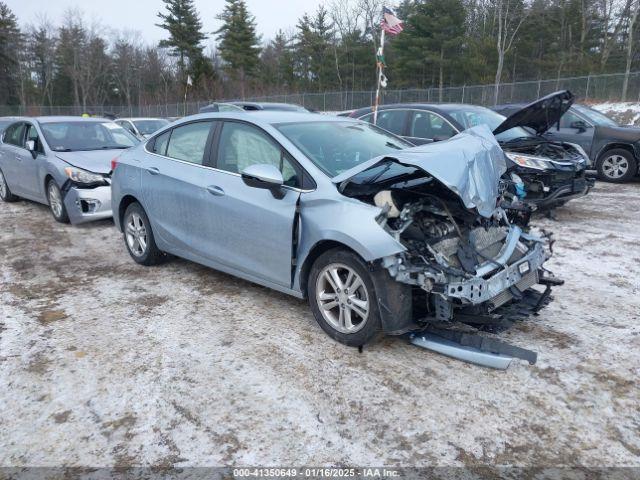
[501,136,537,144]
[363,161,393,184]
[385,141,402,150]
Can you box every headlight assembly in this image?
[505,152,552,171]
[64,167,107,185]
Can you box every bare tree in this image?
[622,0,639,100]
[597,0,633,70]
[492,0,528,104]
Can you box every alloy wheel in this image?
[126,213,148,257]
[48,183,63,218]
[601,154,629,179]
[316,263,370,334]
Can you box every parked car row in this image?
[0,94,629,364]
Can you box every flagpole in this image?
[373,28,386,125]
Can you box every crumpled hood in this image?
[55,149,125,174]
[333,125,507,218]
[493,90,574,136]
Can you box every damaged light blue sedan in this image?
[111,113,558,348]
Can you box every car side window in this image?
[152,130,171,156]
[25,124,44,153]
[559,111,586,129]
[217,122,299,187]
[4,123,26,147]
[409,111,457,140]
[360,110,407,135]
[165,121,213,165]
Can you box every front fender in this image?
[293,193,405,292]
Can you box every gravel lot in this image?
[1,181,639,468]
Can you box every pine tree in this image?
[156,0,207,76]
[0,2,23,106]
[215,0,261,98]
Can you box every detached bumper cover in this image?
[63,185,113,224]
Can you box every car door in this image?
[140,120,219,256]
[543,109,594,151]
[203,120,302,288]
[406,110,459,145]
[0,122,27,195]
[16,123,46,201]
[359,109,410,138]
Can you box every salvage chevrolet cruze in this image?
[111,112,559,347]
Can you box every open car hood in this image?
[493,90,574,136]
[333,125,507,218]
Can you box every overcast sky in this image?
[6,0,326,46]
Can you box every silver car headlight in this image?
[505,152,552,171]
[64,167,106,185]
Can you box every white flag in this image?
[380,72,388,88]
[186,75,193,86]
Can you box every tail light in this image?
[110,159,119,172]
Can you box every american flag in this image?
[380,7,403,35]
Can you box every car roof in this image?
[117,117,167,121]
[178,111,355,126]
[352,103,493,114]
[233,101,307,111]
[32,116,114,124]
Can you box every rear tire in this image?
[596,149,637,183]
[122,202,164,266]
[0,168,18,202]
[308,248,382,347]
[47,179,69,223]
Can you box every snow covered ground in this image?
[1,182,639,468]
[592,102,640,126]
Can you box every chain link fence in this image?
[3,71,640,117]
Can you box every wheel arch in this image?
[298,240,364,299]
[118,194,141,232]
[597,143,639,165]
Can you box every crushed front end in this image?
[503,140,596,210]
[334,126,562,363]
[376,190,557,329]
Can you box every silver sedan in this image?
[111,112,555,347]
[0,117,139,224]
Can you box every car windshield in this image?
[275,121,413,177]
[41,121,139,151]
[133,119,170,135]
[447,107,534,142]
[572,105,618,127]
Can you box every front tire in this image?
[308,248,382,347]
[596,149,637,183]
[123,202,164,266]
[0,168,18,202]
[47,179,69,223]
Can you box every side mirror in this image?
[25,140,37,155]
[570,120,588,132]
[241,164,284,191]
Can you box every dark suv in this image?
[493,102,640,183]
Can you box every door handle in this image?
[206,185,225,196]
[147,167,160,175]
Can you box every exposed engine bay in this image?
[504,137,585,161]
[372,186,551,324]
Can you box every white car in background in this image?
[115,118,170,140]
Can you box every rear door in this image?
[140,120,218,255]
[203,120,302,288]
